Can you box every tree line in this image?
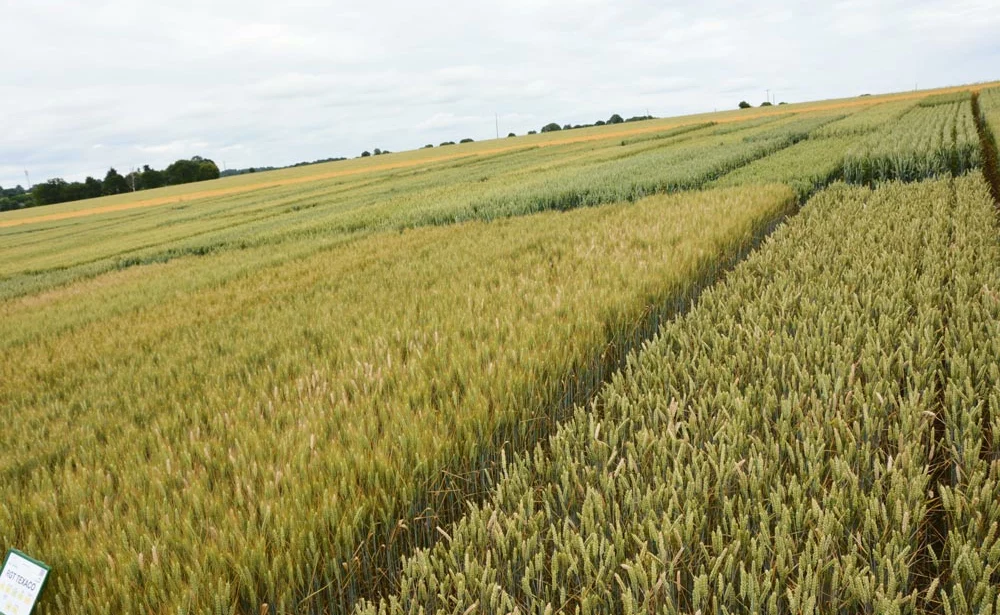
[1,156,221,211]
[538,113,655,134]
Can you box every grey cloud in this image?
[1,0,997,187]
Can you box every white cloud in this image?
[0,0,997,187]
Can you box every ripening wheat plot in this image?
[358,175,1000,615]
[977,87,1000,201]
[843,99,981,184]
[708,135,858,199]
[0,111,818,303]
[812,98,918,137]
[2,81,999,615]
[0,185,794,613]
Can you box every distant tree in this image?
[165,159,199,185]
[163,157,218,185]
[83,176,103,199]
[507,132,516,137]
[103,168,129,195]
[62,181,88,202]
[778,101,788,105]
[760,101,773,107]
[196,158,220,181]
[440,141,455,146]
[423,144,434,148]
[738,101,751,109]
[373,148,383,156]
[140,165,166,190]
[594,120,606,126]
[527,130,537,135]
[540,122,562,133]
[361,151,371,157]
[124,170,141,192]
[607,114,624,124]
[33,178,68,205]
[460,138,474,143]
[1,184,31,211]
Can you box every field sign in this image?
[0,550,50,615]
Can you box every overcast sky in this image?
[1,0,998,188]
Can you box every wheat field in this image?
[2,82,1000,614]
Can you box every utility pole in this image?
[495,113,499,140]
[766,89,770,104]
[24,169,31,189]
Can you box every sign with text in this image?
[0,550,49,615]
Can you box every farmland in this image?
[2,81,1000,614]
[358,174,1000,615]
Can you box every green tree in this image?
[540,122,562,133]
[196,159,220,181]
[33,178,68,205]
[165,159,200,185]
[102,168,129,195]
[739,101,751,109]
[124,170,142,191]
[62,181,88,202]
[83,177,103,199]
[607,114,624,124]
[140,165,166,189]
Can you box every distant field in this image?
[2,81,1000,614]
[1,80,992,230]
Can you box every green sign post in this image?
[0,550,50,615]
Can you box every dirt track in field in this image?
[2,83,993,230]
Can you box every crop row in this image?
[357,176,1000,615]
[0,138,661,298]
[0,112,828,303]
[919,90,972,107]
[462,114,842,218]
[976,87,1000,202]
[843,102,981,184]
[618,122,714,146]
[0,186,796,614]
[813,99,917,138]
[709,135,858,200]
[937,176,1000,612]
[739,112,844,142]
